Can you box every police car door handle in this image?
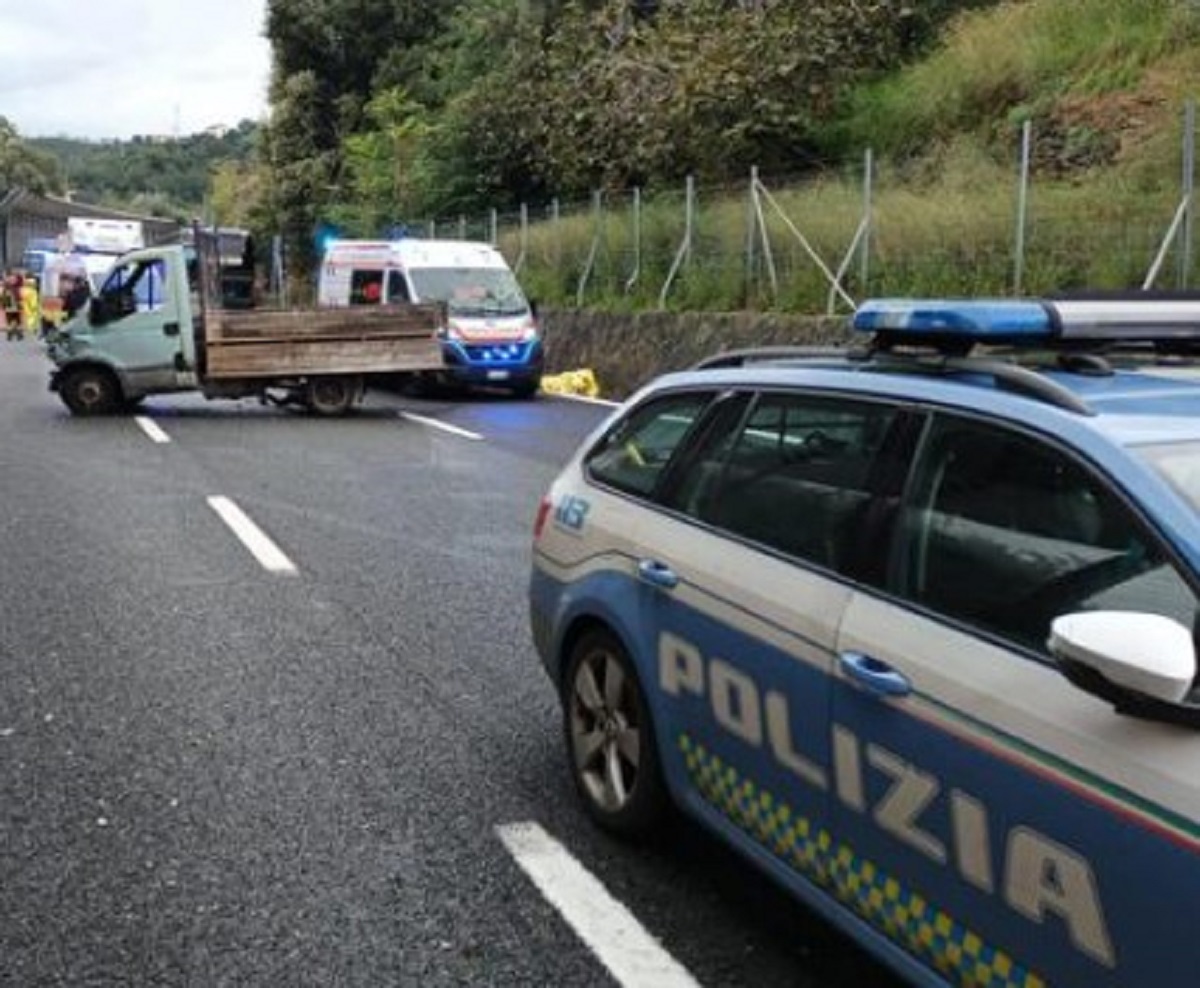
[638,559,679,590]
[163,322,180,337]
[839,652,912,699]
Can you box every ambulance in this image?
[318,238,543,398]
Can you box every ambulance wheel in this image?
[306,376,359,416]
[60,367,120,416]
[563,628,670,837]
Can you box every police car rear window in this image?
[587,392,716,497]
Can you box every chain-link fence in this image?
[405,103,1199,314]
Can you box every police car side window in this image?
[677,392,896,573]
[899,416,1198,653]
[586,392,716,498]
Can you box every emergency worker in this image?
[20,275,40,336]
[3,274,22,340]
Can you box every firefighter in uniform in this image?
[20,275,40,338]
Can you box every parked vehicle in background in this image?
[45,231,447,416]
[530,295,1200,988]
[65,217,147,293]
[318,238,543,398]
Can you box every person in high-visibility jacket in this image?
[19,275,40,336]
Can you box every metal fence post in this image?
[659,175,695,308]
[551,198,561,269]
[860,148,873,293]
[490,209,498,246]
[576,190,603,307]
[745,166,758,304]
[1013,119,1032,296]
[624,187,642,294]
[1180,100,1195,289]
[515,202,529,273]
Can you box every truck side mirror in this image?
[88,296,108,326]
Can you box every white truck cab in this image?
[318,238,543,397]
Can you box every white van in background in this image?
[318,239,544,398]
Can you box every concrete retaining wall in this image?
[539,309,856,400]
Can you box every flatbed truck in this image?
[44,235,447,416]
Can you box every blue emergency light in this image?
[853,296,1200,350]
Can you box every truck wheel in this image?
[563,629,670,838]
[306,375,359,416]
[60,367,121,416]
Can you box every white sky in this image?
[0,0,271,140]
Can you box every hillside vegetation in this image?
[8,0,1200,312]
[504,0,1200,312]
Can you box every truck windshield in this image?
[407,267,528,317]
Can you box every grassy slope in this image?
[509,0,1200,311]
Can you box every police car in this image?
[529,296,1200,988]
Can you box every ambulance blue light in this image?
[853,299,1053,340]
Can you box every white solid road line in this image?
[206,496,298,575]
[135,416,171,444]
[548,392,620,408]
[400,411,484,441]
[497,822,701,988]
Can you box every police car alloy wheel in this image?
[563,629,669,836]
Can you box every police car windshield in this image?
[407,267,528,317]
[1136,441,1200,513]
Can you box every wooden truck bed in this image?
[201,304,446,379]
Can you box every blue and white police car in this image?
[529,295,1200,988]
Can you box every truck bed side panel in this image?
[203,305,445,379]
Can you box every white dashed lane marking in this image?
[497,821,701,988]
[400,411,484,441]
[135,416,171,444]
[206,496,298,575]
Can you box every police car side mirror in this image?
[1048,611,1196,707]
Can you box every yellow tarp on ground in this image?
[541,368,601,398]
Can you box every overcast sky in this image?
[0,1,271,140]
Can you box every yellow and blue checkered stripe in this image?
[680,735,1044,988]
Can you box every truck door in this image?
[92,256,186,392]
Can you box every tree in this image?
[0,117,64,195]
[331,87,429,234]
[259,70,339,285]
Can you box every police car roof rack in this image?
[693,345,855,370]
[861,350,1095,414]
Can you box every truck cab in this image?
[46,244,198,413]
[318,238,544,398]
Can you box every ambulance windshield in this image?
[407,267,528,317]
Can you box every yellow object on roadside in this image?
[541,368,601,398]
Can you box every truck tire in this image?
[60,367,121,416]
[306,375,360,416]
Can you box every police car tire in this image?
[563,629,671,838]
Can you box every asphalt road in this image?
[0,339,900,987]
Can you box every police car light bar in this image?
[853,296,1200,348]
